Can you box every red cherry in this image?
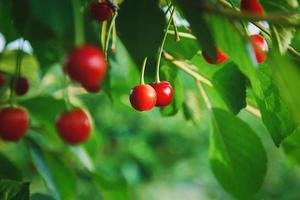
[0,73,4,88]
[65,45,107,91]
[90,1,113,22]
[0,107,29,142]
[11,76,29,96]
[56,109,91,145]
[129,84,157,112]
[250,34,268,63]
[241,0,265,16]
[82,81,101,93]
[202,49,228,64]
[150,81,173,107]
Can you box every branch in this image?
[162,51,262,117]
[218,0,300,60]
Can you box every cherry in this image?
[241,0,265,16]
[65,45,107,92]
[0,107,29,142]
[56,109,91,145]
[151,81,173,107]
[250,34,268,63]
[202,48,228,64]
[129,84,157,111]
[90,1,113,22]
[11,76,29,96]
[0,72,4,88]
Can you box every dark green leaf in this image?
[210,108,267,199]
[0,154,22,181]
[117,0,165,65]
[212,62,247,114]
[0,180,29,200]
[31,193,56,200]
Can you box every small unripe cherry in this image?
[11,76,29,96]
[241,0,265,17]
[90,1,113,22]
[0,107,29,142]
[129,84,157,112]
[56,109,91,145]
[202,49,228,64]
[65,45,107,92]
[250,34,268,63]
[150,81,173,107]
[0,73,5,88]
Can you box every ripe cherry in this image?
[56,109,91,145]
[250,34,268,63]
[129,84,157,112]
[90,1,113,22]
[65,45,107,92]
[0,107,29,142]
[0,73,4,88]
[202,48,228,64]
[151,81,173,107]
[241,0,265,16]
[11,76,29,96]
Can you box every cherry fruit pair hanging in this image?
[129,58,174,112]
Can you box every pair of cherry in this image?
[130,81,174,112]
[0,73,29,96]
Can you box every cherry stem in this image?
[155,6,176,83]
[62,74,73,111]
[9,40,24,107]
[140,57,148,85]
[227,0,250,35]
[105,12,118,59]
[101,22,108,50]
[72,0,85,46]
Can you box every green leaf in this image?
[117,0,165,65]
[164,27,199,60]
[173,0,217,59]
[0,50,40,82]
[212,62,247,114]
[27,138,76,200]
[210,108,267,199]
[254,65,297,146]
[282,126,300,165]
[29,0,73,36]
[0,154,22,181]
[0,179,29,200]
[0,0,19,42]
[160,62,184,116]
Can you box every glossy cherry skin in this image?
[90,1,113,22]
[0,107,29,142]
[150,81,174,107]
[250,34,268,63]
[129,84,157,112]
[241,0,265,16]
[56,109,91,145]
[65,45,107,91]
[202,49,228,64]
[11,76,29,96]
[0,73,4,88]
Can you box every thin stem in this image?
[111,21,117,52]
[155,6,176,83]
[62,74,72,110]
[196,80,212,110]
[105,12,118,59]
[140,57,148,85]
[10,40,24,107]
[171,16,180,42]
[72,0,85,46]
[101,22,107,50]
